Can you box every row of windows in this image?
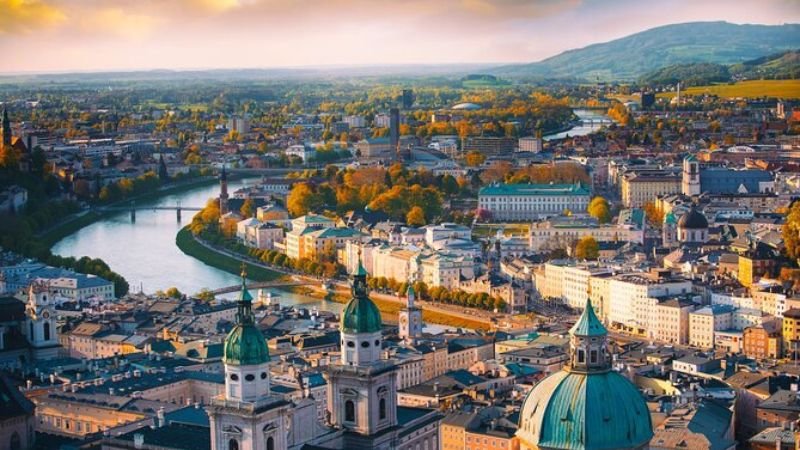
[344,339,381,348]
[229,372,268,382]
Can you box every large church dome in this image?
[516,301,653,450]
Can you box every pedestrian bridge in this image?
[210,279,313,295]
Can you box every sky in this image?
[0,0,798,73]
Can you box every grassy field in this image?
[175,227,283,282]
[657,79,800,99]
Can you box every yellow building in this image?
[620,171,681,208]
[284,214,337,260]
[782,308,800,357]
[442,411,520,450]
[33,395,148,437]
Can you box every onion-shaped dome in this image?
[223,273,269,366]
[341,260,382,334]
[678,207,708,229]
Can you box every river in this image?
[544,109,612,140]
[52,178,343,313]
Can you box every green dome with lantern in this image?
[223,270,270,366]
[341,260,382,334]
[516,302,653,450]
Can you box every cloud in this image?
[79,7,161,39]
[0,0,65,33]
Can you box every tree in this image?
[587,196,611,224]
[166,287,182,299]
[240,198,255,218]
[196,288,215,302]
[574,236,599,260]
[464,151,486,167]
[287,182,316,217]
[784,201,800,263]
[406,206,426,227]
[643,201,664,228]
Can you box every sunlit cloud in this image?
[0,0,66,34]
[78,7,162,39]
[0,0,797,73]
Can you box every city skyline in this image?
[0,0,798,74]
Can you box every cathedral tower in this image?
[327,260,398,437]
[208,270,292,450]
[25,281,60,361]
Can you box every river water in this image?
[52,178,343,312]
[544,109,612,140]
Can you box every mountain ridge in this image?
[492,21,800,80]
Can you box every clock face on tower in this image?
[42,311,50,319]
[400,316,408,325]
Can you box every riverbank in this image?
[292,285,492,330]
[179,226,494,330]
[176,227,284,282]
[42,176,219,249]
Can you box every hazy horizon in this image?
[0,0,798,74]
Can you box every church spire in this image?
[2,108,11,148]
[219,164,229,214]
[235,266,254,325]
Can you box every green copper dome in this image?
[517,370,653,450]
[663,211,677,225]
[516,299,652,449]
[341,260,382,334]
[223,272,270,366]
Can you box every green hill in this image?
[493,22,800,81]
[730,50,800,80]
[638,50,800,87]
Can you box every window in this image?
[245,374,255,382]
[347,341,355,348]
[230,374,239,381]
[229,439,239,450]
[361,341,370,348]
[345,400,355,422]
[9,432,20,450]
[379,398,387,420]
[261,372,267,380]
[267,436,274,450]
[590,350,598,363]
[577,350,585,363]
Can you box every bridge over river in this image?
[210,279,313,295]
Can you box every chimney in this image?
[26,380,32,390]
[133,433,144,449]
[109,387,115,396]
